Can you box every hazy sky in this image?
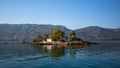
[0,0,120,29]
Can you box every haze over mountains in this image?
[0,24,120,41]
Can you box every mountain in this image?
[0,24,120,41]
[0,24,70,41]
[75,26,120,40]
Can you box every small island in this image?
[31,28,97,46]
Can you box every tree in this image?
[49,28,65,41]
[43,34,49,41]
[69,30,76,39]
[34,34,43,42]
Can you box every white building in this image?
[47,39,52,42]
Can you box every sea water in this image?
[0,41,120,68]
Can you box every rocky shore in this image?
[31,41,98,46]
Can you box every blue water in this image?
[0,41,120,68]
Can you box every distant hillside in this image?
[75,26,120,40]
[0,24,120,41]
[0,24,70,41]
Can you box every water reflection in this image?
[31,45,84,59]
[1,41,120,68]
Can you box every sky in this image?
[0,0,120,29]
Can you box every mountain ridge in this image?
[0,24,120,41]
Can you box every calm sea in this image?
[0,41,120,68]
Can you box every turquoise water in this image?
[0,41,120,68]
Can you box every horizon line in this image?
[0,23,119,29]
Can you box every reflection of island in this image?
[47,45,65,58]
[32,45,65,58]
[31,44,84,59]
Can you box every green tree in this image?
[69,30,76,39]
[49,28,65,41]
[34,34,42,42]
[43,34,49,41]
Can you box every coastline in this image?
[31,41,98,46]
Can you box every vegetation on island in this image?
[49,28,65,41]
[32,28,84,44]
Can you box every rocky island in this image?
[31,28,97,46]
